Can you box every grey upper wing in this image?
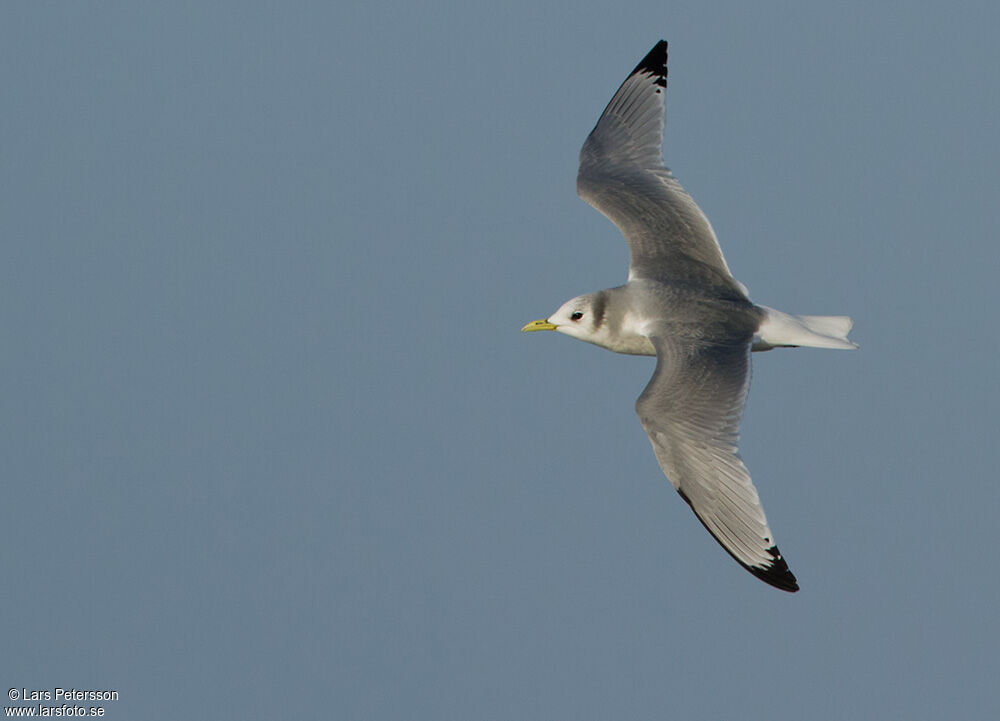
[577,41,743,293]
[635,330,798,592]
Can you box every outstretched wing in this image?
[578,41,743,294]
[635,331,798,592]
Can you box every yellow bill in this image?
[521,319,558,332]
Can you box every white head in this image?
[522,292,611,345]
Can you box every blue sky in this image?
[2,2,998,719]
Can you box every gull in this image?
[522,41,856,592]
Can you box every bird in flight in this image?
[522,40,856,592]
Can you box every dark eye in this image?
[570,311,584,321]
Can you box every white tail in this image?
[752,306,857,351]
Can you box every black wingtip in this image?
[745,546,799,593]
[677,488,799,593]
[630,40,668,88]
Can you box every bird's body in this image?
[523,41,856,592]
[535,281,761,357]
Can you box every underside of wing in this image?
[636,331,799,592]
[577,41,742,292]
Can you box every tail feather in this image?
[753,306,857,351]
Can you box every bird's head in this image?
[521,292,608,343]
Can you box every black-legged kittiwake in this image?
[523,41,856,592]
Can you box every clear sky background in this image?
[2,2,998,719]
